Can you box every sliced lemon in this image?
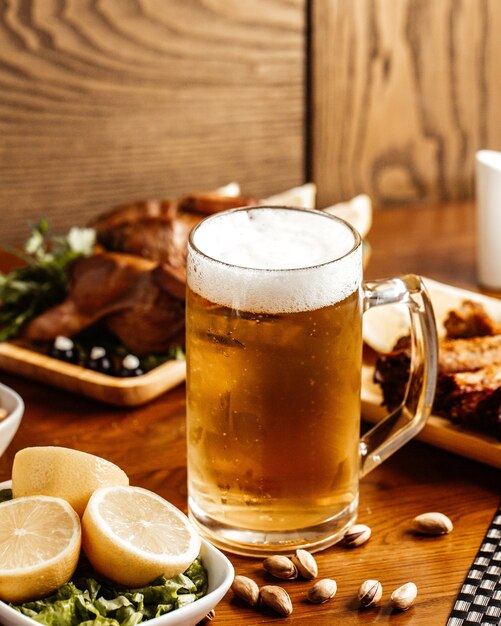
[12,446,129,517]
[0,495,81,603]
[82,485,201,587]
[214,181,241,197]
[262,183,317,209]
[324,194,373,239]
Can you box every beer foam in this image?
[188,207,362,313]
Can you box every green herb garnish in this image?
[0,489,12,503]
[0,220,95,341]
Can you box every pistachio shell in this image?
[307,578,337,604]
[358,579,383,608]
[263,555,298,580]
[231,575,260,606]
[197,608,216,622]
[342,524,372,547]
[412,512,453,535]
[259,585,293,616]
[391,582,418,611]
[291,549,318,579]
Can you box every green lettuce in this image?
[13,560,208,626]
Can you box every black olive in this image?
[119,354,144,377]
[49,336,79,364]
[85,346,114,375]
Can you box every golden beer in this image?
[186,287,362,532]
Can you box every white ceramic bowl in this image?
[0,478,234,626]
[0,383,24,458]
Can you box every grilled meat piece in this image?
[373,301,501,440]
[372,342,410,411]
[89,196,199,278]
[21,252,184,355]
[91,213,199,275]
[434,367,501,438]
[439,335,501,373]
[178,192,256,215]
[443,299,501,338]
[89,199,177,235]
[375,332,501,382]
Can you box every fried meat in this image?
[373,300,501,439]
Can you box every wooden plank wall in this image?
[311,0,501,208]
[0,0,306,245]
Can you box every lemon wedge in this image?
[0,495,81,603]
[214,182,241,197]
[82,485,202,587]
[263,183,317,209]
[324,194,373,239]
[12,446,129,517]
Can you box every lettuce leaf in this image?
[13,559,208,625]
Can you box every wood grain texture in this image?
[0,0,305,245]
[0,200,500,625]
[312,0,501,207]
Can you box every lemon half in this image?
[82,485,202,587]
[0,495,81,603]
[12,446,129,517]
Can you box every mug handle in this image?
[360,274,438,477]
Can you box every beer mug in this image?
[186,206,438,556]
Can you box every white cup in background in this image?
[476,150,501,290]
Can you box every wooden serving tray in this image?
[0,342,186,406]
[361,365,501,470]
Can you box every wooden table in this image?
[0,200,499,625]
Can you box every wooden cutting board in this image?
[0,342,186,406]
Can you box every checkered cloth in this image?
[447,502,501,625]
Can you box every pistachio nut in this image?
[358,579,383,608]
[263,555,298,580]
[412,512,453,535]
[307,578,337,604]
[259,585,293,617]
[291,549,318,580]
[390,582,417,611]
[342,524,372,547]
[197,608,216,622]
[231,575,260,606]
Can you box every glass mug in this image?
[186,206,438,556]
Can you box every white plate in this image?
[363,277,501,353]
[362,278,501,469]
[0,480,234,626]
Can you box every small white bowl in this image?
[0,383,24,458]
[0,479,234,626]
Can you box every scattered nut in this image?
[307,578,337,604]
[259,585,293,617]
[358,579,383,608]
[263,555,298,580]
[390,582,417,611]
[197,608,216,622]
[291,549,318,579]
[342,524,372,547]
[412,512,453,535]
[231,575,260,606]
